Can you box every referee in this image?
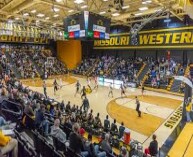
[135,96,141,117]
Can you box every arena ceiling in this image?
[0,0,186,30]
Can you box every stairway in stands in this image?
[86,58,99,76]
[137,63,149,83]
[106,61,117,76]
[167,64,180,91]
[170,65,189,93]
[30,58,43,78]
[4,51,21,79]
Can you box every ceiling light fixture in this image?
[139,7,148,11]
[56,0,62,2]
[122,5,130,9]
[135,12,143,16]
[68,9,74,13]
[99,11,106,15]
[53,14,59,17]
[23,13,29,16]
[45,17,50,20]
[81,5,87,8]
[112,13,120,16]
[31,10,36,13]
[103,0,108,1]
[37,13,45,17]
[74,0,84,4]
[142,0,152,4]
[52,7,60,12]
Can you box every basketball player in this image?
[108,83,113,98]
[120,84,126,98]
[135,96,141,117]
[87,76,92,92]
[141,83,145,96]
[44,70,48,79]
[74,80,81,97]
[43,81,47,98]
[53,79,59,95]
[93,76,98,91]
[81,86,86,99]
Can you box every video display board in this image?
[64,11,110,40]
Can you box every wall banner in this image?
[0,35,49,44]
[93,26,193,49]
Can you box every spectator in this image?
[60,100,65,112]
[111,119,118,135]
[101,133,112,154]
[0,131,18,157]
[119,122,125,139]
[186,97,192,122]
[149,134,158,156]
[119,146,128,157]
[79,127,86,137]
[85,133,106,157]
[24,102,34,117]
[69,123,88,156]
[65,101,71,113]
[35,104,49,136]
[82,96,89,112]
[0,116,6,127]
[50,119,66,143]
[94,113,102,129]
[104,115,110,132]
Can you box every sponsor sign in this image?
[80,30,86,37]
[94,27,193,49]
[68,24,80,32]
[93,24,106,33]
[0,35,49,44]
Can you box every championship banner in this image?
[0,35,49,44]
[94,26,193,49]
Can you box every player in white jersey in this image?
[108,83,113,97]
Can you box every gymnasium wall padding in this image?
[57,40,82,70]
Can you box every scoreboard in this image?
[64,11,110,40]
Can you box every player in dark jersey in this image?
[120,83,126,98]
[74,80,81,97]
[43,81,47,98]
[81,86,86,99]
[136,96,141,117]
[108,83,113,98]
[53,79,59,95]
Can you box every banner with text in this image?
[0,35,49,44]
[94,27,193,49]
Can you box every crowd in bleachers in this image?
[9,49,39,79]
[90,56,115,77]
[0,54,159,157]
[32,50,67,77]
[144,58,184,89]
[74,58,96,75]
[74,56,143,84]
[107,57,143,83]
[1,45,68,79]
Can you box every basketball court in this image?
[21,74,183,148]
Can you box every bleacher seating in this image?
[2,45,68,79]
[74,58,96,75]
